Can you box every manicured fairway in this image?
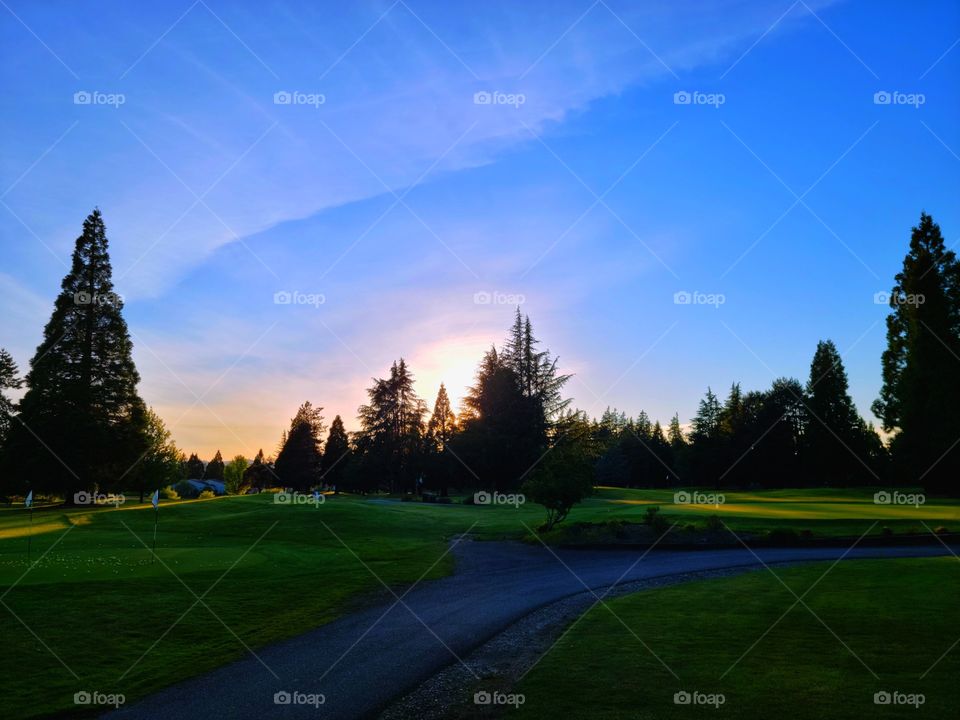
[0,489,956,718]
[515,557,960,719]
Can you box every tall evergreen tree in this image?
[455,346,542,492]
[667,413,686,448]
[425,384,456,451]
[242,448,273,490]
[4,209,148,501]
[275,401,325,491]
[0,348,23,451]
[806,340,873,485]
[356,360,426,493]
[204,449,225,481]
[873,213,960,494]
[321,415,350,490]
[424,384,457,495]
[186,453,205,479]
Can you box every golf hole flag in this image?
[25,490,33,508]
[151,489,159,509]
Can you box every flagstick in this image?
[26,506,33,563]
[151,507,158,564]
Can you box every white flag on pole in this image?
[25,490,33,509]
[151,489,159,509]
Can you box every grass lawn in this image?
[0,488,956,718]
[515,557,960,719]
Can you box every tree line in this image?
[0,209,957,508]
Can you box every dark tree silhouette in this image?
[3,209,148,502]
[321,415,350,490]
[204,449,225,481]
[874,213,960,495]
[424,384,457,495]
[275,402,325,491]
[806,340,877,485]
[355,360,426,493]
[0,348,22,451]
[185,453,205,479]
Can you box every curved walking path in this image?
[107,539,957,719]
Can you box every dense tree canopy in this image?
[275,402,325,491]
[874,213,960,495]
[3,209,149,502]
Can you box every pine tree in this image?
[455,347,542,492]
[242,448,272,491]
[186,453,205,479]
[322,415,350,490]
[806,340,872,484]
[204,449,225,481]
[426,384,456,451]
[356,360,426,493]
[424,384,457,495]
[502,310,571,422]
[275,401,325,491]
[873,213,960,494]
[691,388,722,442]
[4,209,148,502]
[0,348,23,450]
[667,413,686,448]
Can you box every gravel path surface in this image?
[106,539,958,719]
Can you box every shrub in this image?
[159,485,179,500]
[173,480,199,499]
[198,489,215,500]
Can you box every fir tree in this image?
[204,449,225,481]
[806,340,873,484]
[186,453,205,479]
[275,401,325,491]
[873,213,960,494]
[322,415,350,490]
[4,209,148,501]
[0,348,23,450]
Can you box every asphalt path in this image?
[107,538,958,719]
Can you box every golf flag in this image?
[24,490,33,508]
[151,489,159,509]
[313,489,320,507]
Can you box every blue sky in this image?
[2,0,958,457]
